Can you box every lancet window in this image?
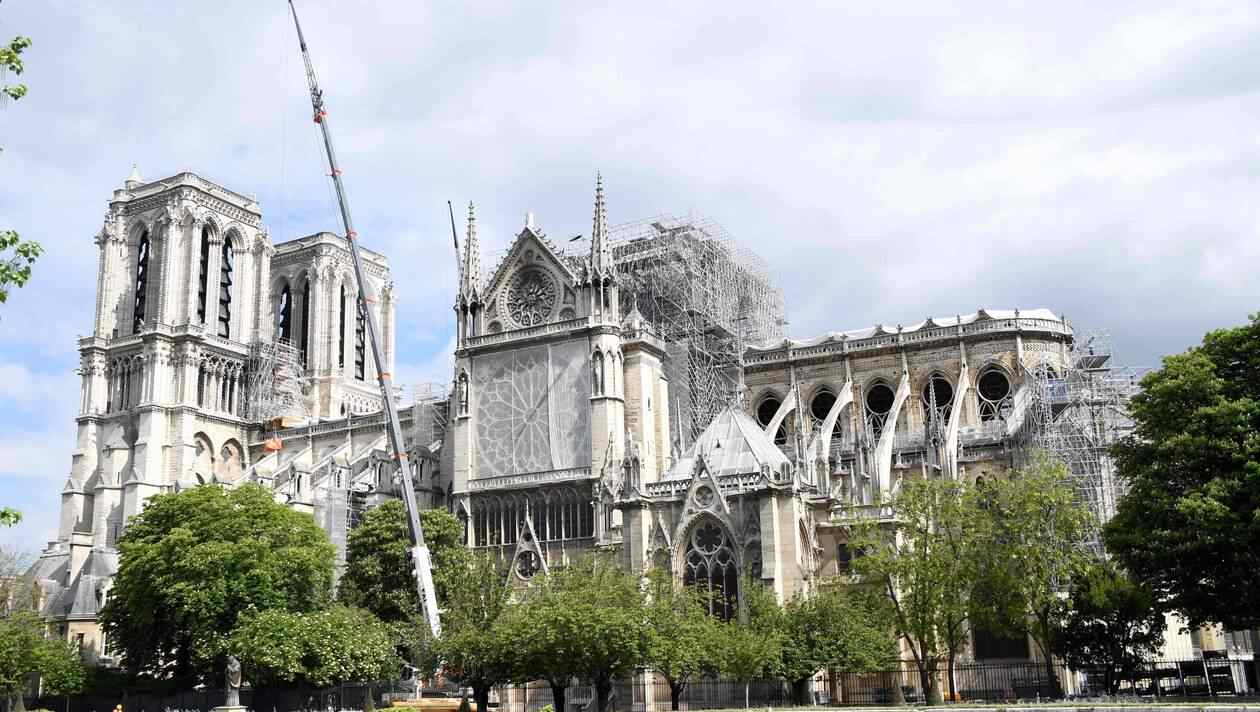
[277,284,293,342]
[354,298,366,381]
[197,226,211,324]
[338,284,347,368]
[132,230,150,333]
[683,518,739,621]
[217,239,233,338]
[469,486,594,547]
[300,280,311,366]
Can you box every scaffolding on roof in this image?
[608,213,787,448]
[1016,330,1144,555]
[245,338,309,423]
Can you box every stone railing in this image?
[744,316,1072,366]
[642,470,766,498]
[465,315,602,349]
[468,467,593,491]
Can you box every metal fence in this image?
[31,659,1258,712]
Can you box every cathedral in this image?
[31,168,1077,668]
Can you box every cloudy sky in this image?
[1,1,1257,549]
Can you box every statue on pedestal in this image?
[225,655,242,708]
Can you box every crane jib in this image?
[287,0,442,639]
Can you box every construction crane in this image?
[287,0,441,638]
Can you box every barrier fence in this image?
[30,659,1258,712]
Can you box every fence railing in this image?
[32,659,1258,712]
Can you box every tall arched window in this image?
[277,284,293,342]
[132,230,150,333]
[756,394,787,446]
[197,226,211,324]
[300,280,312,366]
[592,351,605,395]
[338,284,347,368]
[865,382,895,440]
[217,240,233,338]
[683,519,739,620]
[354,297,366,381]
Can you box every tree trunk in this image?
[12,691,25,712]
[923,659,943,706]
[884,669,905,706]
[791,678,811,706]
[668,680,685,711]
[595,678,612,712]
[1043,650,1060,699]
[550,681,568,712]
[364,682,376,712]
[473,686,491,712]
[743,682,749,709]
[947,649,957,702]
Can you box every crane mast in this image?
[287,0,441,637]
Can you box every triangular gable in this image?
[482,225,579,304]
[509,512,550,581]
[683,453,730,516]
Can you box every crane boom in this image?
[287,0,441,637]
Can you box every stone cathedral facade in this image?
[33,168,1076,670]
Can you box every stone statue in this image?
[225,655,242,708]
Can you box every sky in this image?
[1,1,1257,550]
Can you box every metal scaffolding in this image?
[609,213,787,448]
[1017,330,1143,554]
[244,337,308,423]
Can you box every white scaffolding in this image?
[244,338,308,423]
[1018,330,1143,554]
[609,213,787,447]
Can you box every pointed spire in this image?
[125,164,143,188]
[590,172,612,278]
[462,201,481,304]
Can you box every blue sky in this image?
[2,1,1258,551]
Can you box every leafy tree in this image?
[1,38,42,309]
[979,457,1092,697]
[1053,558,1165,695]
[340,502,468,620]
[434,553,513,712]
[501,555,645,712]
[231,606,400,688]
[721,624,781,709]
[0,509,18,527]
[850,476,981,704]
[1,548,85,712]
[1104,313,1260,633]
[779,585,897,705]
[101,484,335,683]
[641,569,720,711]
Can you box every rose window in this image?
[507,269,557,327]
[516,550,542,580]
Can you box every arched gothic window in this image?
[277,284,293,342]
[300,279,312,366]
[217,239,233,338]
[197,226,211,324]
[354,298,366,381]
[977,368,1012,422]
[132,230,150,333]
[338,284,347,368]
[921,373,954,427]
[683,519,739,621]
[755,395,787,446]
[864,382,895,440]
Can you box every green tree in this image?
[641,569,720,711]
[101,484,335,683]
[1,548,85,712]
[1104,313,1260,633]
[434,553,513,712]
[1052,558,1165,695]
[340,502,469,620]
[502,555,645,712]
[850,476,981,704]
[979,457,1092,697]
[779,585,897,705]
[231,606,400,688]
[1,38,43,309]
[0,509,18,527]
[711,579,781,709]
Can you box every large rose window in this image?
[507,269,557,327]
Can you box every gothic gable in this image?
[482,227,581,332]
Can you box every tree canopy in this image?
[1,547,85,712]
[1104,313,1260,631]
[641,569,721,711]
[1,37,42,309]
[101,484,335,682]
[779,585,896,702]
[230,605,400,688]
[339,501,469,622]
[1053,558,1166,695]
[434,552,513,712]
